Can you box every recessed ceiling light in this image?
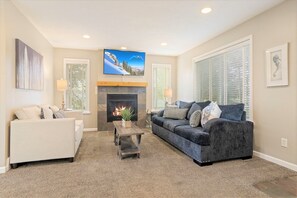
[161,42,167,46]
[201,7,212,14]
[82,34,90,39]
[121,46,127,50]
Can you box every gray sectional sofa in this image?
[152,101,254,166]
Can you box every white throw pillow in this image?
[41,108,54,119]
[201,102,222,127]
[15,109,28,120]
[50,105,60,112]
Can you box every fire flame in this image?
[112,106,127,116]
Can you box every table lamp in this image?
[57,79,67,110]
[164,88,172,107]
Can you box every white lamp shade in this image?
[164,88,172,98]
[57,79,67,91]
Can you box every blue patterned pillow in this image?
[219,103,244,121]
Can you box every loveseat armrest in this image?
[64,110,83,120]
[202,118,254,159]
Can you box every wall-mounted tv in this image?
[103,49,145,76]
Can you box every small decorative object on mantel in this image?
[121,108,134,128]
[266,43,288,87]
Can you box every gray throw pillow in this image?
[163,108,188,120]
[190,110,202,127]
[53,110,65,119]
[187,103,201,120]
[176,101,195,109]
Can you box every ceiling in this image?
[12,0,284,56]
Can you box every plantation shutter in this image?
[194,39,251,119]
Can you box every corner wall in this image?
[54,48,177,129]
[177,0,297,165]
[0,0,54,170]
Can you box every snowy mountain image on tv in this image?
[103,49,145,76]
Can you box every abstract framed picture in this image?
[16,39,44,90]
[266,43,288,87]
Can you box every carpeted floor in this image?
[0,131,296,198]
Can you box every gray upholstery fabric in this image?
[163,108,188,120]
[152,115,166,127]
[157,109,164,117]
[163,119,189,131]
[196,101,211,110]
[174,125,210,146]
[187,103,201,120]
[189,110,201,127]
[177,101,195,109]
[219,103,244,121]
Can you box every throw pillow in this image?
[189,110,202,128]
[22,106,41,120]
[219,103,244,121]
[50,105,60,112]
[41,108,54,119]
[15,109,28,120]
[163,108,188,120]
[53,110,65,119]
[196,101,211,110]
[201,102,222,127]
[187,103,201,120]
[157,109,165,117]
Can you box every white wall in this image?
[54,48,177,129]
[177,0,297,165]
[0,0,54,169]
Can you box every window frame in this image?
[63,58,90,114]
[192,35,253,120]
[151,63,172,111]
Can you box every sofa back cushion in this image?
[163,108,188,120]
[176,101,195,109]
[196,101,211,110]
[187,103,201,119]
[219,103,244,121]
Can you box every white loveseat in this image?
[10,107,84,168]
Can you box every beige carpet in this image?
[0,131,296,198]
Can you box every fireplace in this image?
[107,94,138,122]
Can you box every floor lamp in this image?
[164,88,172,107]
[57,79,67,110]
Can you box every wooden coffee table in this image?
[113,121,144,159]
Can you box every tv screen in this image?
[103,49,145,76]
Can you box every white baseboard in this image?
[253,151,297,172]
[0,157,10,174]
[84,128,97,132]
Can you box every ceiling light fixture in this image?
[161,42,167,46]
[201,7,212,14]
[82,34,90,39]
[121,46,127,50]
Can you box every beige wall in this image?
[0,0,54,168]
[54,49,177,129]
[177,0,297,165]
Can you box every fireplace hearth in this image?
[107,94,138,122]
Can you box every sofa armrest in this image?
[202,118,254,158]
[10,118,76,163]
[64,110,83,120]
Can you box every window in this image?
[152,64,171,110]
[64,59,90,112]
[194,37,252,119]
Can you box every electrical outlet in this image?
[281,138,288,148]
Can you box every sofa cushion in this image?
[15,106,41,120]
[177,101,195,109]
[152,115,166,127]
[196,101,211,110]
[201,102,222,127]
[174,125,210,146]
[187,103,202,119]
[189,110,202,127]
[219,103,244,121]
[163,119,189,131]
[163,108,188,120]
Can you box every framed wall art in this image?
[266,43,288,87]
[15,39,44,90]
